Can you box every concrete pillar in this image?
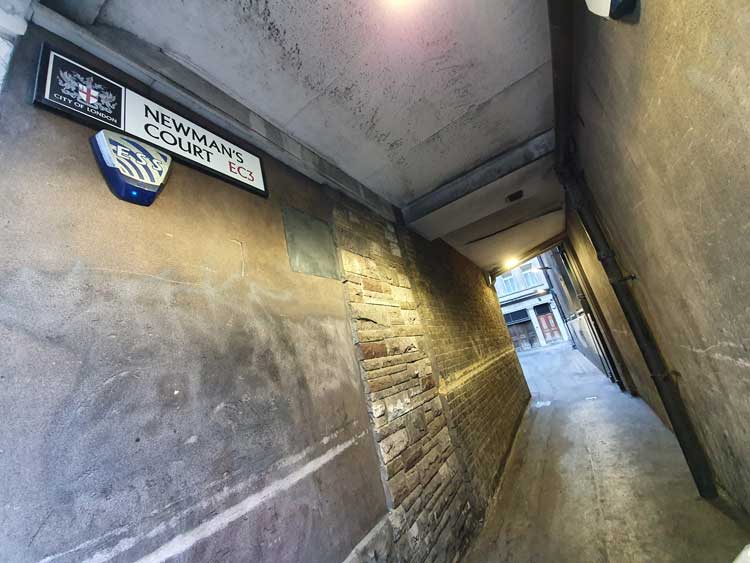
[0,3,29,92]
[0,35,12,91]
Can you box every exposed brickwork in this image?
[438,353,529,507]
[404,235,530,511]
[334,197,530,562]
[335,199,474,562]
[404,237,512,375]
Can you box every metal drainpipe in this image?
[564,177,717,499]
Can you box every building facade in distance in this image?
[496,257,569,351]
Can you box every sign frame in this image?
[34,42,268,199]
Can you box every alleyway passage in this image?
[463,344,749,563]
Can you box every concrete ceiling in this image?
[411,153,564,271]
[41,0,563,274]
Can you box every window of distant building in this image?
[504,309,531,325]
[501,272,518,294]
[520,263,541,288]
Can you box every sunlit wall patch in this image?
[91,130,172,206]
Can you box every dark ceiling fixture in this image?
[505,190,524,203]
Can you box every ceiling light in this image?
[504,258,520,270]
[385,0,409,10]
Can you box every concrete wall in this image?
[540,249,611,379]
[568,315,607,376]
[573,0,750,512]
[0,27,387,562]
[567,212,668,419]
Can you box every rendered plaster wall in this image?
[0,27,387,563]
[573,0,750,512]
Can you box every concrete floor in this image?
[463,344,749,563]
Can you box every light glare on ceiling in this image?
[504,257,521,270]
[384,0,422,13]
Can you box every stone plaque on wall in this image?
[282,207,339,279]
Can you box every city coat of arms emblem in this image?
[38,49,125,128]
[58,70,118,115]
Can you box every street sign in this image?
[35,44,266,197]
